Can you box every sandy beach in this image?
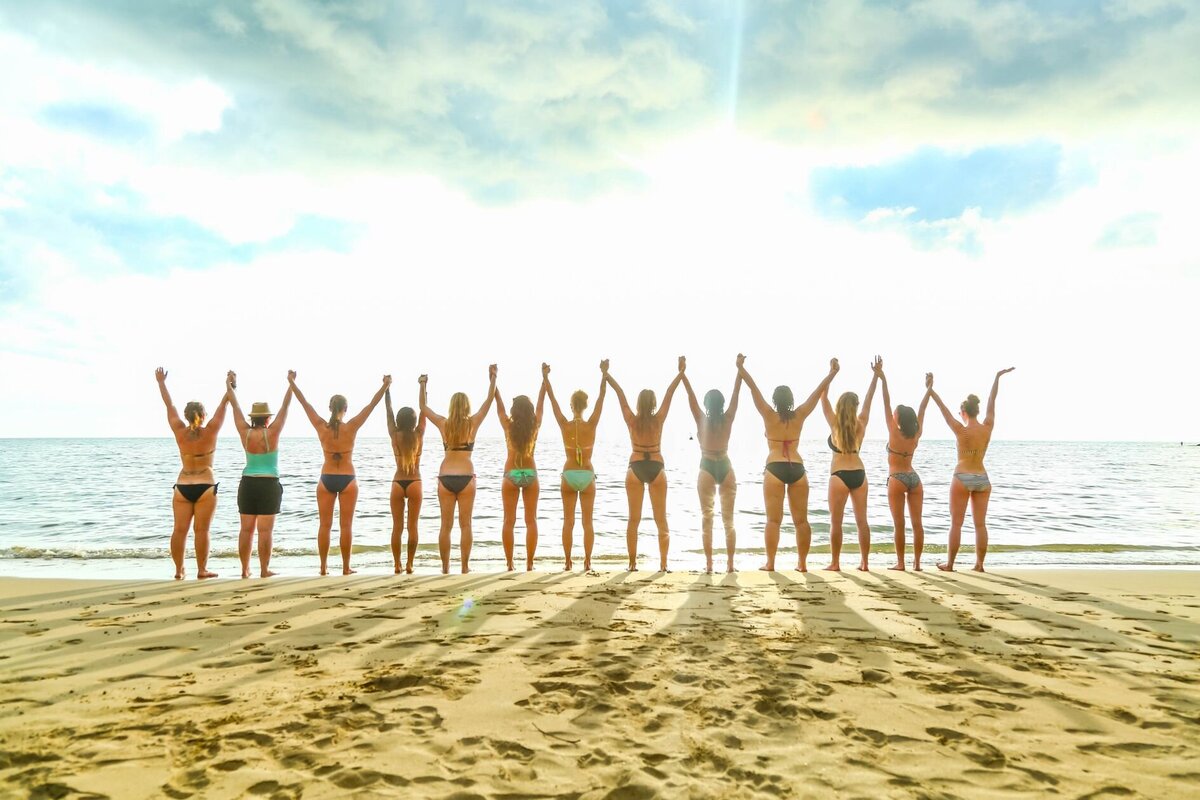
[1,569,1197,799]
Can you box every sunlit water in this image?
[1,437,1198,579]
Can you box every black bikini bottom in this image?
[175,483,217,503]
[765,462,806,485]
[833,469,867,490]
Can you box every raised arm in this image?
[384,385,396,435]
[493,385,510,434]
[606,371,634,425]
[272,374,295,433]
[470,364,498,429]
[655,357,686,423]
[543,370,568,426]
[289,374,325,431]
[681,372,702,427]
[207,385,231,432]
[879,367,895,434]
[927,378,964,433]
[737,355,773,419]
[799,358,841,419]
[985,367,1015,426]
[348,376,390,430]
[725,370,743,425]
[155,368,185,431]
[588,359,609,426]
[225,371,249,437]
[535,379,547,427]
[916,373,932,434]
[859,357,881,428]
[419,375,445,430]
[820,385,836,428]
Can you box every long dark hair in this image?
[703,389,725,430]
[509,395,537,462]
[328,394,347,437]
[896,405,918,438]
[394,407,418,472]
[772,386,795,423]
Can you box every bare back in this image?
[558,416,598,470]
[696,417,734,456]
[627,416,665,463]
[390,428,424,480]
[318,420,363,475]
[173,427,219,483]
[954,419,993,473]
[886,426,921,473]
[761,413,806,464]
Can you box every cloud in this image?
[1096,212,1161,249]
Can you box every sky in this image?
[0,0,1197,441]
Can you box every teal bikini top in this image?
[243,429,279,477]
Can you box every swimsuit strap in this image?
[574,418,583,464]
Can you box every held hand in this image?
[488,364,498,381]
[382,374,392,388]
[997,367,1016,378]
[871,355,883,376]
[678,355,686,373]
[925,372,934,389]
[418,374,428,386]
[226,370,237,390]
[287,370,297,383]
[830,357,840,374]
[542,362,550,378]
[736,353,746,369]
[155,367,167,384]
[600,358,609,375]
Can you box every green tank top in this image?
[243,429,279,477]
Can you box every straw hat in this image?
[249,402,272,418]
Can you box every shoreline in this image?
[2,569,1197,798]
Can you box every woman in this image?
[820,358,880,572]
[226,370,293,579]
[681,361,743,574]
[495,374,547,571]
[155,367,229,580]
[385,384,425,574]
[606,358,685,572]
[419,366,497,574]
[879,366,932,571]
[543,360,608,571]
[290,373,390,576]
[738,355,839,572]
[929,367,1016,572]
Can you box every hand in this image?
[678,355,686,373]
[542,362,551,378]
[736,353,746,369]
[489,364,498,381]
[600,358,609,375]
[382,374,392,388]
[925,372,934,389]
[155,367,167,384]
[226,370,237,390]
[418,374,428,386]
[997,367,1015,378]
[287,370,297,383]
[830,358,840,374]
[871,355,882,377]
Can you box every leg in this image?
[338,479,360,575]
[316,482,336,575]
[523,481,540,571]
[389,482,406,574]
[238,514,256,578]
[826,477,848,571]
[561,481,578,571]
[850,479,871,571]
[257,515,277,577]
[457,480,477,574]
[908,483,925,571]
[624,469,645,571]
[192,488,219,579]
[405,483,422,574]
[581,480,597,571]
[718,471,738,573]
[169,491,194,580]
[761,472,785,571]
[697,469,717,574]
[501,478,519,571]
[648,470,670,572]
[785,477,812,572]
[969,487,992,572]
[437,482,456,574]
[938,478,970,571]
[887,478,907,571]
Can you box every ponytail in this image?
[328,394,348,437]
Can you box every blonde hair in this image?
[444,392,472,448]
[328,395,347,437]
[183,401,205,437]
[834,392,859,453]
[636,389,656,433]
[961,394,981,417]
[570,390,588,417]
[393,407,418,473]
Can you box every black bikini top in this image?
[828,435,858,455]
[445,441,475,452]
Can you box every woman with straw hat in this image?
[226,370,294,578]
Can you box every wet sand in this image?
[1,569,1197,798]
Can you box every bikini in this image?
[394,479,420,491]
[765,437,806,485]
[440,439,475,495]
[507,468,538,489]
[955,473,991,492]
[320,474,355,494]
[699,450,733,484]
[174,483,217,503]
[828,435,866,491]
[562,419,596,491]
[629,443,664,484]
[886,443,921,490]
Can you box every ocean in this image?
[1,436,1197,579]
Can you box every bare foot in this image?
[319,565,328,576]
[174,572,184,580]
[797,561,808,573]
[261,570,277,578]
[857,564,870,572]
[197,570,218,579]
[913,563,923,572]
[394,565,402,575]
[441,567,450,575]
[888,563,905,571]
[705,567,713,575]
[564,557,573,571]
[241,571,251,579]
[627,564,638,572]
[405,566,413,574]
[343,568,357,576]
[506,563,515,572]
[936,562,954,572]
[583,561,591,571]
[972,565,986,573]
[758,563,775,572]
[824,563,841,572]
[461,567,471,574]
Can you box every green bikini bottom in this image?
[562,469,595,492]
[506,468,538,489]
